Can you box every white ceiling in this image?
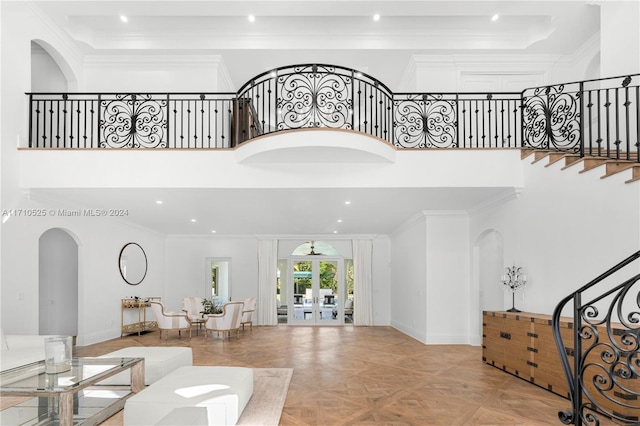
[33,0,599,89]
[29,187,513,236]
[24,1,599,236]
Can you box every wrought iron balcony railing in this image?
[26,65,639,163]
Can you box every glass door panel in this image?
[292,260,313,323]
[290,259,342,325]
[318,260,338,323]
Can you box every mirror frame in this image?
[118,242,148,286]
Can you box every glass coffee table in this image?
[0,357,144,426]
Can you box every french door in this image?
[288,258,343,325]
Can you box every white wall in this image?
[164,237,258,314]
[425,213,471,344]
[599,1,640,78]
[390,215,427,342]
[31,42,67,92]
[471,157,640,319]
[1,196,165,345]
[83,55,234,92]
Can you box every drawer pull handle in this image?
[527,361,538,367]
[527,332,538,338]
[500,332,511,340]
[527,346,538,353]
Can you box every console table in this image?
[0,357,144,426]
[121,297,160,336]
[483,311,640,421]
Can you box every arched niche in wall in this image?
[31,39,77,92]
[39,228,79,337]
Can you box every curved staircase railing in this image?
[552,250,640,425]
[25,65,638,162]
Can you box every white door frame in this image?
[288,256,344,326]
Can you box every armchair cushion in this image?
[204,302,244,340]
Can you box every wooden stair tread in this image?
[520,148,536,160]
[523,147,640,185]
[531,151,551,164]
[601,161,640,179]
[561,156,584,170]
[578,158,609,173]
[625,166,640,184]
[545,152,573,167]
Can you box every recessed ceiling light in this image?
[345,201,351,205]
[373,14,380,21]
[211,230,217,233]
[155,200,163,205]
[337,219,343,223]
[248,15,255,22]
[190,219,197,223]
[491,14,499,21]
[120,15,128,23]
[333,230,338,234]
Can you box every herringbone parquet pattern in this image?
[71,325,577,425]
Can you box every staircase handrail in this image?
[552,250,640,425]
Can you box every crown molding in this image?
[468,188,522,215]
[411,53,562,71]
[216,56,235,91]
[84,54,226,68]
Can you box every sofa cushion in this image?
[99,346,193,386]
[0,329,8,351]
[124,366,253,426]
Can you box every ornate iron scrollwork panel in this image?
[393,94,457,148]
[576,275,640,424]
[100,94,167,148]
[522,85,581,151]
[277,65,352,130]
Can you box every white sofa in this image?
[98,346,193,386]
[124,366,253,426]
[0,329,51,371]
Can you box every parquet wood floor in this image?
[71,325,578,425]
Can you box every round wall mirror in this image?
[119,242,148,285]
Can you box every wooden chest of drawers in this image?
[482,311,572,398]
[483,311,640,422]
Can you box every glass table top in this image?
[0,357,141,393]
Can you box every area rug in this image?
[237,368,293,426]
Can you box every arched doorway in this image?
[31,39,78,91]
[39,228,79,338]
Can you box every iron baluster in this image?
[579,82,584,158]
[28,94,33,148]
[615,87,621,159]
[624,83,630,160]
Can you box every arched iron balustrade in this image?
[26,66,639,163]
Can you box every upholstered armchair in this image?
[149,301,192,340]
[182,297,204,322]
[204,301,244,340]
[332,298,354,322]
[241,297,257,330]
